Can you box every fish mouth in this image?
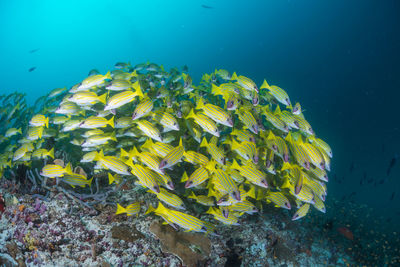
[265,160,272,168]
[283,154,289,162]
[233,191,241,202]
[253,155,259,164]
[320,162,325,170]
[185,180,193,188]
[159,160,167,169]
[285,202,291,210]
[252,126,258,134]
[167,182,175,190]
[261,179,269,188]
[222,209,229,218]
[153,185,160,193]
[252,96,259,106]
[304,161,310,170]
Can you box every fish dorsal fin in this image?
[274,105,282,115]
[200,137,208,148]
[285,132,293,143]
[267,131,276,140]
[231,72,238,81]
[260,79,271,90]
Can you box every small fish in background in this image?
[201,4,213,9]
[387,154,398,176]
[360,171,367,185]
[0,194,5,213]
[348,191,356,199]
[337,226,354,241]
[349,162,354,173]
[378,179,384,185]
[390,192,395,201]
[29,48,40,53]
[28,67,36,72]
[88,69,100,76]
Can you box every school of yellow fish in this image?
[0,62,332,234]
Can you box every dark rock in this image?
[225,252,241,267]
[234,238,243,244]
[226,238,234,249]
[5,241,19,259]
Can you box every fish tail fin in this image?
[205,207,215,215]
[110,131,117,142]
[141,138,154,151]
[7,160,12,168]
[231,138,241,150]
[145,204,155,215]
[108,173,115,184]
[178,138,183,148]
[285,132,293,143]
[247,185,256,199]
[200,137,208,148]
[211,84,222,95]
[87,177,94,187]
[48,147,55,159]
[205,160,216,173]
[231,72,238,81]
[125,158,134,169]
[98,93,107,105]
[132,81,144,98]
[45,117,49,128]
[116,203,126,215]
[155,201,169,215]
[108,116,115,128]
[120,148,129,158]
[260,79,271,90]
[104,71,111,80]
[95,149,104,161]
[281,162,292,171]
[131,146,140,157]
[17,128,22,134]
[64,162,73,175]
[188,191,196,199]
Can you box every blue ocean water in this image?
[1,0,399,264]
